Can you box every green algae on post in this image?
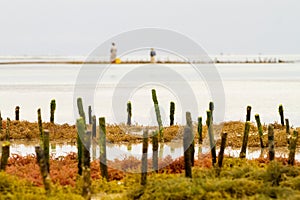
[0,141,10,171]
[127,101,132,126]
[268,125,275,161]
[76,117,85,176]
[15,106,20,121]
[77,97,86,126]
[50,99,56,123]
[5,118,10,141]
[99,117,108,181]
[285,118,290,144]
[170,101,175,126]
[35,146,51,194]
[197,117,203,145]
[239,121,250,158]
[152,89,163,142]
[141,129,148,185]
[288,130,298,165]
[183,126,192,178]
[255,114,264,149]
[43,130,50,173]
[278,104,284,126]
[246,105,251,121]
[206,110,216,165]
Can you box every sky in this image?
[0,0,299,56]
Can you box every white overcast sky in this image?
[0,0,299,56]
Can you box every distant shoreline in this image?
[0,60,295,65]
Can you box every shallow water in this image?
[1,140,299,162]
[0,63,300,126]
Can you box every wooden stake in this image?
[15,106,20,121]
[141,129,148,185]
[152,131,158,173]
[278,104,284,126]
[127,101,132,126]
[268,125,275,161]
[218,132,228,168]
[77,98,86,126]
[99,117,108,181]
[186,112,194,166]
[92,115,96,138]
[206,110,216,165]
[170,102,175,126]
[43,130,50,173]
[88,105,92,125]
[5,118,10,141]
[183,126,192,178]
[288,130,298,165]
[35,146,51,194]
[82,131,91,199]
[197,117,203,145]
[255,114,264,149]
[0,141,10,171]
[239,121,251,158]
[152,89,163,142]
[76,118,85,175]
[50,99,56,123]
[246,106,251,121]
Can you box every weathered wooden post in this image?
[92,115,96,138]
[197,117,203,145]
[218,132,228,168]
[35,146,51,194]
[268,125,275,161]
[76,118,85,175]
[127,101,132,126]
[278,104,284,126]
[152,131,159,173]
[77,98,86,125]
[285,119,290,144]
[239,121,251,158]
[0,141,10,171]
[43,130,50,173]
[152,89,163,142]
[206,110,216,165]
[15,106,20,121]
[50,99,56,123]
[5,118,10,141]
[288,130,298,165]
[82,130,91,199]
[183,126,192,178]
[255,114,264,149]
[170,102,175,126]
[246,106,251,121]
[37,109,43,145]
[0,112,2,134]
[88,106,92,125]
[141,129,148,185]
[99,117,108,181]
[186,112,194,166]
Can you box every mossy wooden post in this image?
[152,131,159,173]
[88,105,92,125]
[170,102,175,126]
[285,119,290,144]
[15,106,20,121]
[288,130,298,165]
[76,118,85,176]
[35,146,51,194]
[206,110,216,165]
[82,130,91,199]
[127,101,132,126]
[92,115,96,138]
[197,117,203,145]
[278,104,284,126]
[152,89,163,142]
[218,132,228,168]
[0,141,10,171]
[37,108,44,149]
[50,99,56,123]
[246,106,251,121]
[183,126,192,178]
[77,98,86,126]
[255,114,264,149]
[239,121,250,158]
[0,112,2,134]
[141,129,148,185]
[5,118,10,141]
[43,130,50,173]
[99,117,108,181]
[186,112,194,166]
[268,125,275,161]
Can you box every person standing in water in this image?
[110,42,117,63]
[150,48,156,63]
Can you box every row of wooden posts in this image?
[0,92,299,199]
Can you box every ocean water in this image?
[0,63,300,126]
